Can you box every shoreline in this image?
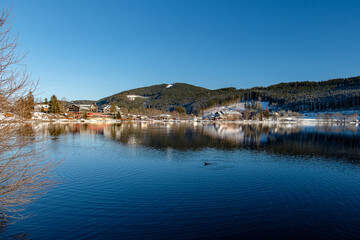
[17,117,359,127]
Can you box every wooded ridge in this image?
[75,76,360,114]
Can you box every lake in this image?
[2,122,360,239]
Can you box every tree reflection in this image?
[267,130,360,160]
[0,124,58,227]
[46,122,360,162]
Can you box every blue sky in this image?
[1,0,360,100]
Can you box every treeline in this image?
[93,76,360,114]
[241,76,360,112]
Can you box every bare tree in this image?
[60,96,67,113]
[0,124,56,225]
[243,109,251,120]
[0,8,58,226]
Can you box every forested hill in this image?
[92,76,360,114]
[256,76,360,112]
[96,83,240,114]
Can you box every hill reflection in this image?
[45,122,360,161]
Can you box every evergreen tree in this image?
[116,111,122,119]
[25,91,35,118]
[16,91,35,119]
[49,95,61,113]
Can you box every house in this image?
[90,104,98,112]
[67,104,80,112]
[102,105,121,114]
[214,111,224,119]
[79,104,91,112]
[75,104,97,112]
[214,110,242,120]
[34,104,50,112]
[225,110,242,119]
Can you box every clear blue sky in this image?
[2,0,360,100]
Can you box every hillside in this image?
[96,83,241,114]
[74,76,360,114]
[246,76,360,112]
[72,100,96,105]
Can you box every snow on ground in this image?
[32,112,50,121]
[166,84,173,88]
[0,113,18,121]
[127,95,148,101]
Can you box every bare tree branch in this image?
[0,7,59,226]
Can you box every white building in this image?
[78,104,97,112]
[34,104,49,112]
[102,105,121,114]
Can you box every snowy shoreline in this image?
[13,117,358,127]
[2,111,359,126]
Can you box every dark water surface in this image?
[2,123,360,239]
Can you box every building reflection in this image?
[43,122,360,162]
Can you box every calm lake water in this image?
[2,122,360,239]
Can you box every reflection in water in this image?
[267,130,360,160]
[0,124,58,229]
[46,122,360,161]
[3,122,360,239]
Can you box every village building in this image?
[67,104,80,112]
[214,110,242,120]
[34,104,50,112]
[102,105,121,114]
[75,104,98,112]
[90,104,98,112]
[79,104,91,112]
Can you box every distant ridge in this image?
[74,76,360,114]
[96,83,212,113]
